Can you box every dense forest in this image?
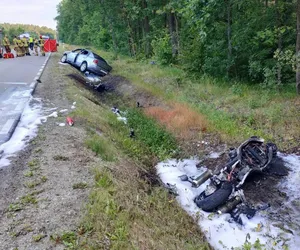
[56,0,300,93]
[0,23,56,39]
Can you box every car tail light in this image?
[93,59,98,64]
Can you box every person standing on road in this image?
[21,36,30,56]
[3,35,11,53]
[29,36,34,51]
[39,35,45,56]
[13,35,20,57]
[34,37,39,56]
[17,36,25,57]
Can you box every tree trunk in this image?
[226,0,232,77]
[296,0,300,94]
[142,0,151,57]
[275,0,282,85]
[168,12,178,58]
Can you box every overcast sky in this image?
[0,0,62,30]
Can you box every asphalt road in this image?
[0,54,49,145]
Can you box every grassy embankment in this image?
[53,45,299,249]
[51,50,210,249]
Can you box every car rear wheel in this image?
[61,54,67,63]
[80,62,87,72]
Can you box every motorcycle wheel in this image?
[194,181,233,212]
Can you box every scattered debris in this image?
[129,128,135,138]
[71,102,76,109]
[164,183,178,196]
[48,111,58,118]
[59,109,68,113]
[55,122,66,127]
[111,106,120,114]
[66,117,74,126]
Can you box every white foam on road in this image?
[0,98,44,168]
[156,155,300,250]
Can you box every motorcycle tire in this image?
[194,182,233,212]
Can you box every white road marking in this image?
[30,82,36,88]
[0,119,15,135]
[0,82,28,85]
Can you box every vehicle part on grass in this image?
[231,204,257,224]
[194,181,233,212]
[164,183,179,196]
[179,169,212,187]
[190,169,212,187]
[182,136,277,220]
[111,107,120,114]
[129,128,135,138]
[60,48,112,77]
[217,195,242,214]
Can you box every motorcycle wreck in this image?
[179,136,279,224]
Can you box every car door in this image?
[68,49,81,64]
[74,49,89,67]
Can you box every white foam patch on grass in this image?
[156,156,300,250]
[0,98,44,168]
[207,152,221,159]
[278,153,300,199]
[58,62,68,65]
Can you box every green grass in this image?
[126,108,178,160]
[28,159,40,170]
[32,234,46,242]
[21,194,37,205]
[72,182,88,189]
[85,134,116,162]
[50,231,77,249]
[53,155,70,161]
[8,203,22,212]
[24,171,34,177]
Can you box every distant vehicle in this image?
[61,48,112,77]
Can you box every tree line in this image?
[56,0,300,93]
[0,23,56,40]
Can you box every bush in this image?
[151,34,174,65]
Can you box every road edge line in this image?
[30,53,52,95]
